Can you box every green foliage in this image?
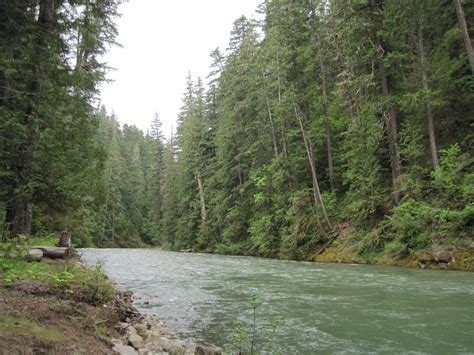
[226,294,284,354]
[1,0,472,260]
[0,242,114,305]
[431,144,471,198]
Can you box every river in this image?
[80,249,474,354]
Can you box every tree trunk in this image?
[417,21,439,170]
[10,198,33,236]
[316,39,336,196]
[196,172,207,222]
[276,46,282,102]
[10,0,55,236]
[262,70,279,158]
[378,57,401,204]
[453,0,474,73]
[293,103,332,232]
[334,33,355,119]
[58,231,72,248]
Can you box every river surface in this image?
[80,249,474,354]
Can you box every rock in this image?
[157,337,172,351]
[134,322,148,333]
[26,248,43,262]
[111,338,123,347]
[137,349,153,355]
[195,345,223,355]
[113,344,138,355]
[168,340,184,354]
[128,333,144,350]
[435,251,453,263]
[126,325,138,335]
[416,250,434,263]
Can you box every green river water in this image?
[80,249,474,354]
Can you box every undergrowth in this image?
[0,235,114,305]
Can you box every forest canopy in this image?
[1,0,473,261]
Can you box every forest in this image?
[1,0,473,262]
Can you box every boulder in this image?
[128,333,144,350]
[435,251,453,263]
[134,322,148,333]
[113,344,138,355]
[157,337,172,351]
[416,251,434,263]
[195,344,223,355]
[126,325,138,335]
[168,341,184,355]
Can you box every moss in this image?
[312,238,474,271]
[0,313,68,341]
[314,245,365,264]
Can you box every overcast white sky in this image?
[99,0,261,137]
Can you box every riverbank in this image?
[310,223,474,271]
[0,245,222,355]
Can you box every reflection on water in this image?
[80,249,474,353]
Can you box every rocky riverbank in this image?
[108,290,222,355]
[0,253,222,355]
[111,314,222,355]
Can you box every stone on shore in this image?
[128,333,144,350]
[113,344,138,355]
[195,344,224,355]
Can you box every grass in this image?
[0,313,68,341]
[0,234,115,305]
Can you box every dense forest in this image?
[1,0,473,262]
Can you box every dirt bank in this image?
[0,280,120,354]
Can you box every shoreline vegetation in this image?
[0,233,472,354]
[0,235,222,355]
[1,0,473,352]
[2,0,473,280]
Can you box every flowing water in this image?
[80,249,474,354]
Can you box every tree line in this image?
[1,0,473,260]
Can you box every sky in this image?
[99,0,261,137]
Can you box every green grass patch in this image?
[0,240,114,305]
[0,313,68,341]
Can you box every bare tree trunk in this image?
[197,172,207,222]
[417,21,439,170]
[276,46,282,102]
[293,103,332,231]
[316,40,336,196]
[453,0,474,73]
[262,70,279,158]
[58,231,72,248]
[379,58,401,204]
[334,33,355,119]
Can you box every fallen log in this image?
[26,249,43,262]
[30,246,72,259]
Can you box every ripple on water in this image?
[79,249,474,354]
